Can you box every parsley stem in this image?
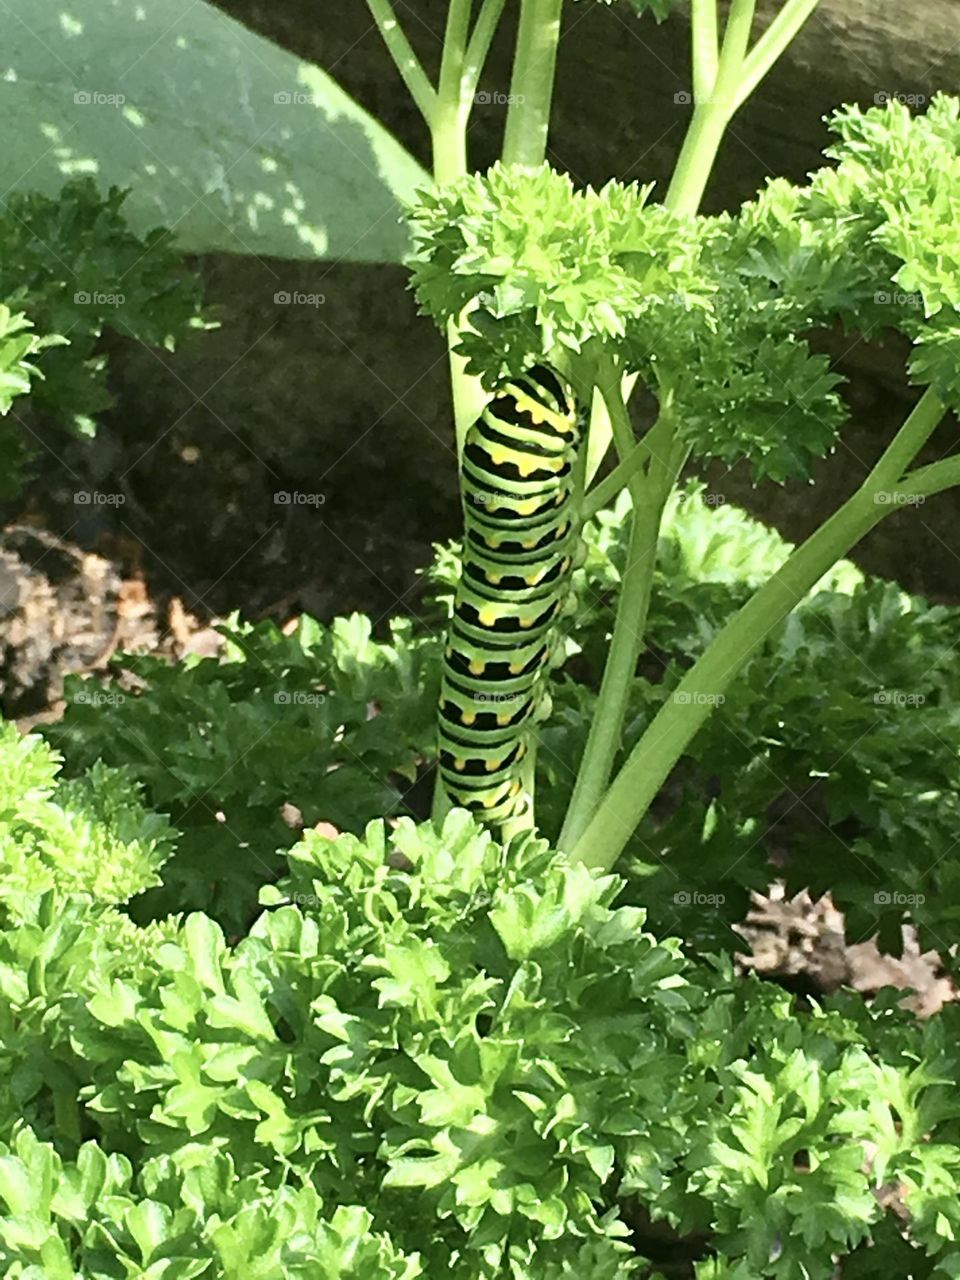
[691,0,719,103]
[559,380,684,852]
[666,0,753,214]
[667,0,821,215]
[899,453,960,502]
[431,2,496,456]
[581,440,654,522]
[463,0,509,101]
[502,0,564,166]
[570,0,823,851]
[734,0,821,110]
[365,0,437,125]
[434,0,472,180]
[871,386,945,487]
[570,388,947,872]
[664,103,729,215]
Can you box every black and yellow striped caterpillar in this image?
[438,364,581,827]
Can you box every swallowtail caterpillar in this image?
[438,364,582,828]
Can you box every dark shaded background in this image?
[15,0,960,621]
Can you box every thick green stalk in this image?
[502,0,563,165]
[570,388,948,870]
[664,104,730,215]
[716,0,757,75]
[568,0,824,847]
[871,386,945,486]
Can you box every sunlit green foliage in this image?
[2,737,960,1278]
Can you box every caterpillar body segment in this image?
[438,364,582,828]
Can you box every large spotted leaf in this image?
[0,0,428,261]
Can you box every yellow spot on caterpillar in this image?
[508,661,525,674]
[478,604,499,627]
[524,570,542,586]
[445,646,452,658]
[483,793,498,809]
[485,536,498,548]
[486,438,538,477]
[461,711,476,726]
[517,498,541,516]
[454,758,466,771]
[497,712,512,726]
[485,758,502,772]
[513,391,547,426]
[511,388,576,433]
[510,780,523,796]
[520,616,536,629]
[486,571,502,585]
[522,538,537,549]
[469,659,485,675]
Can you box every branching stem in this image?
[366,0,437,123]
[569,387,949,870]
[559,377,685,851]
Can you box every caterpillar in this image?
[438,364,581,828]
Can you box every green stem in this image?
[571,492,881,868]
[433,0,473,180]
[429,1,491,454]
[570,389,948,871]
[901,452,960,500]
[734,0,821,110]
[664,104,730,215]
[463,0,509,99]
[581,438,653,521]
[870,386,944,487]
[716,0,757,80]
[366,0,437,123]
[691,0,719,102]
[583,389,617,487]
[665,0,754,215]
[446,321,488,454]
[502,0,564,165]
[664,0,820,216]
[606,380,648,502]
[558,386,683,851]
